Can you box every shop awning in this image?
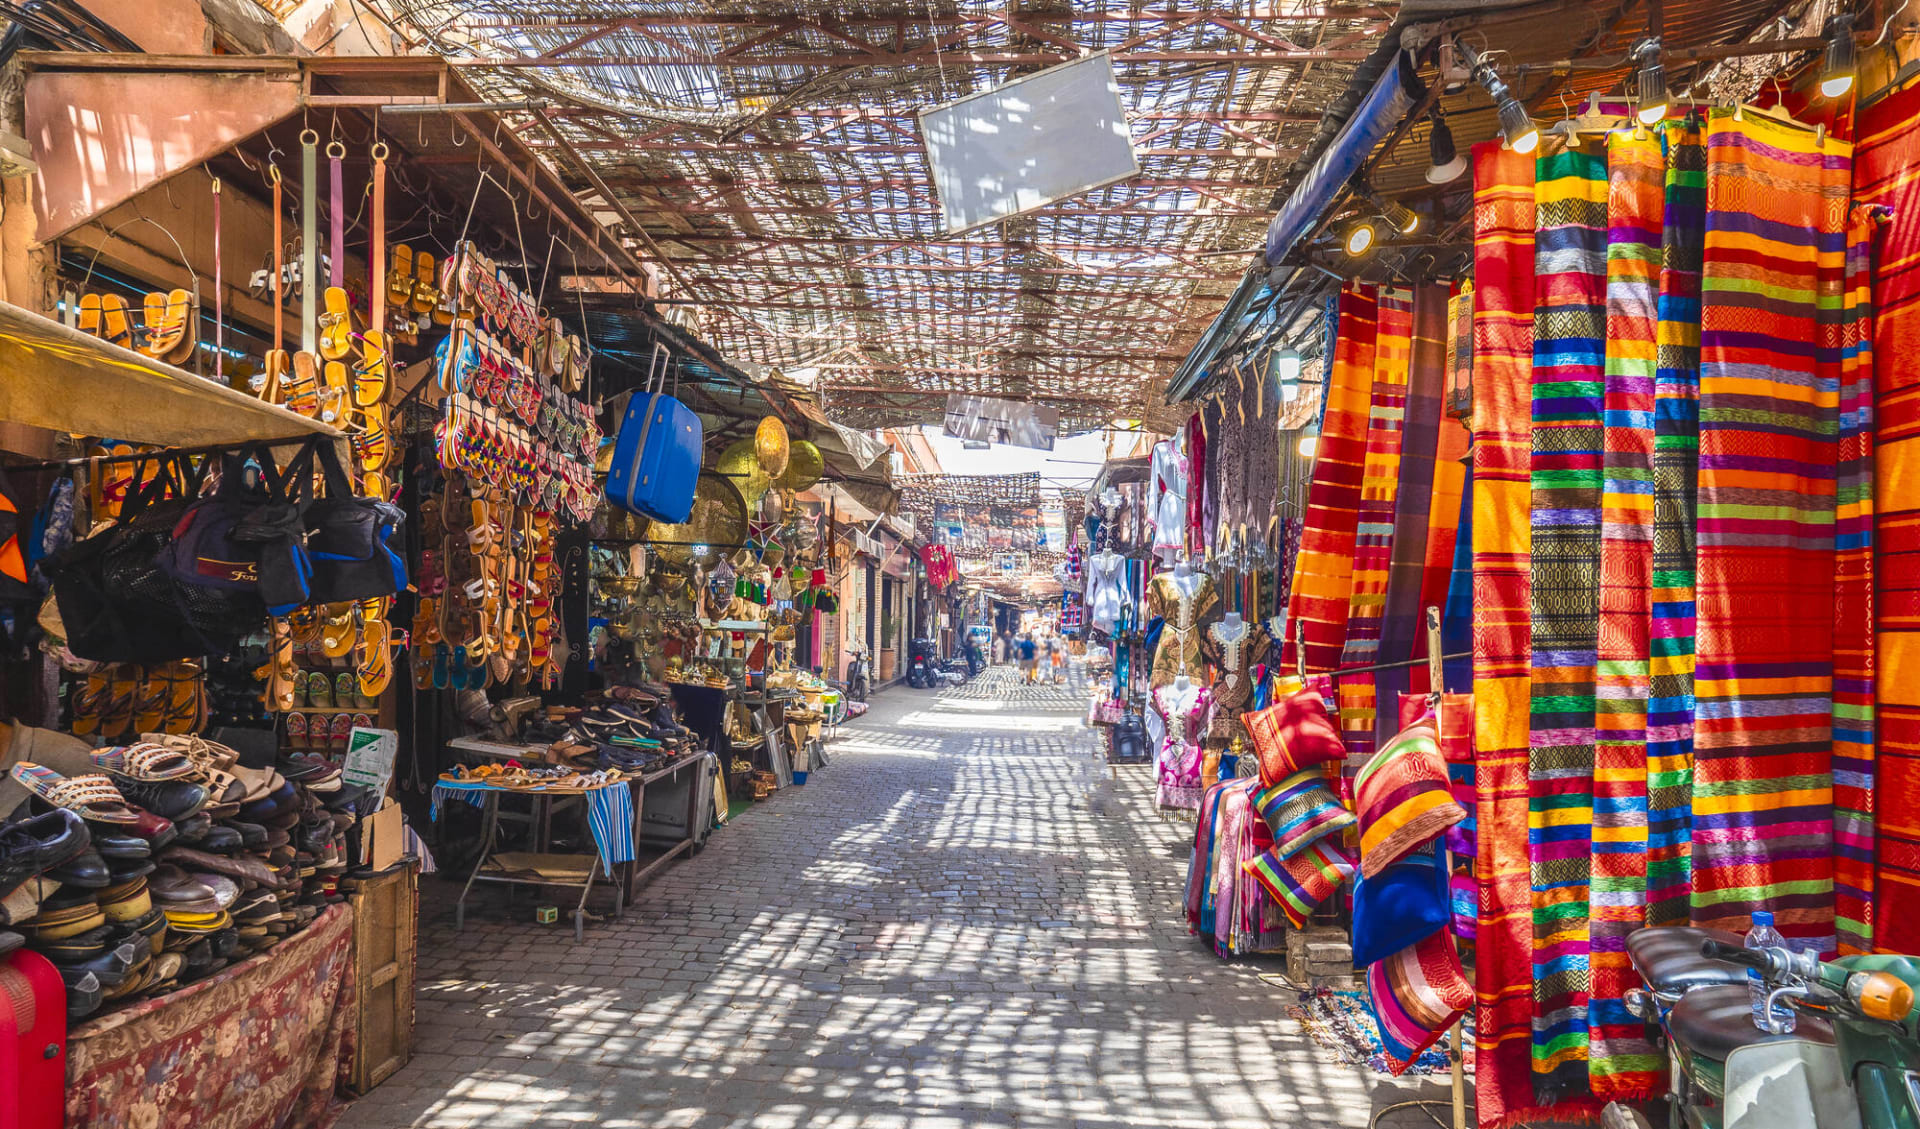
[0,300,342,449]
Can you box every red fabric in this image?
[64,903,356,1129]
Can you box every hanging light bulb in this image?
[1297,433,1320,458]
[1821,13,1857,99]
[1633,37,1668,125]
[1466,43,1539,154]
[1426,108,1467,184]
[1344,218,1378,257]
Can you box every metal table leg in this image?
[455,792,502,931]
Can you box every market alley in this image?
[334,667,1401,1129]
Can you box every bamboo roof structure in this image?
[376,1,1393,431]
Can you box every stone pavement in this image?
[337,666,1462,1128]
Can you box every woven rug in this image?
[1286,988,1463,1077]
[1587,128,1664,1103]
[1647,117,1706,932]
[1377,282,1450,738]
[1417,284,1474,695]
[1859,80,1920,955]
[1528,138,1608,1105]
[1471,141,1600,1129]
[1690,107,1848,952]
[1340,286,1415,760]
[1285,287,1378,674]
[1831,205,1880,955]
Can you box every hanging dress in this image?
[1203,618,1267,739]
[1153,680,1211,810]
[1087,551,1126,635]
[1148,437,1190,565]
[1146,571,1219,687]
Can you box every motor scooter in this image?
[1603,929,1920,1129]
[905,638,938,690]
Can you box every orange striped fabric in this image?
[1283,287,1377,674]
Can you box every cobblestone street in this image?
[338,667,1438,1128]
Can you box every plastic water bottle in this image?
[1746,911,1795,1032]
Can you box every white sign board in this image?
[342,727,398,796]
[918,51,1139,235]
[943,393,1060,451]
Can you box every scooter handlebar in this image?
[1701,939,1769,969]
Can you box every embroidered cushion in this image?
[1252,766,1356,859]
[1243,838,1355,929]
[1243,687,1346,786]
[1396,692,1477,857]
[1353,717,1467,879]
[1350,845,1450,967]
[1368,931,1472,1076]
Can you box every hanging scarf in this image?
[1646,117,1706,933]
[1527,138,1608,1105]
[1587,128,1664,1103]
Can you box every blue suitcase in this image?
[605,344,703,523]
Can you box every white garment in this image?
[1149,438,1189,564]
[1087,551,1125,634]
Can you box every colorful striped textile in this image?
[1859,81,1920,954]
[1284,287,1379,674]
[1376,283,1451,740]
[1588,128,1664,1103]
[1369,931,1473,1077]
[1528,138,1608,1104]
[1244,837,1356,929]
[1254,766,1357,859]
[1647,117,1707,931]
[1442,463,1475,693]
[1690,108,1848,952]
[1339,287,1414,760]
[1354,716,1465,879]
[1831,206,1880,955]
[1471,142,1591,1129]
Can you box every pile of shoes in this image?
[0,734,367,1020]
[521,686,696,774]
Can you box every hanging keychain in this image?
[300,128,318,354]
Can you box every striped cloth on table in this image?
[1469,141,1596,1129]
[1376,283,1451,741]
[1859,81,1920,954]
[1588,128,1664,1103]
[1690,107,1848,953]
[1284,287,1378,674]
[1528,138,1608,1105]
[1339,287,1414,761]
[432,779,637,872]
[1831,205,1881,954]
[1647,117,1706,931]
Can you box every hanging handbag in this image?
[295,437,407,605]
[44,454,260,661]
[605,342,702,523]
[1107,711,1150,764]
[159,446,312,615]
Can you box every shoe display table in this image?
[62,903,355,1129]
[436,740,712,940]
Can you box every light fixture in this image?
[1268,346,1302,400]
[1344,218,1378,257]
[1822,12,1857,99]
[1633,37,1668,125]
[1426,108,1467,183]
[1466,43,1540,154]
[1297,433,1320,458]
[1375,194,1422,235]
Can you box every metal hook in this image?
[449,119,467,148]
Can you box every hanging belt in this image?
[300,128,317,354]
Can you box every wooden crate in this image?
[343,858,418,1096]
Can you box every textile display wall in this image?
[1273,105,1915,1126]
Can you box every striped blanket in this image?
[1285,287,1378,674]
[1690,108,1849,952]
